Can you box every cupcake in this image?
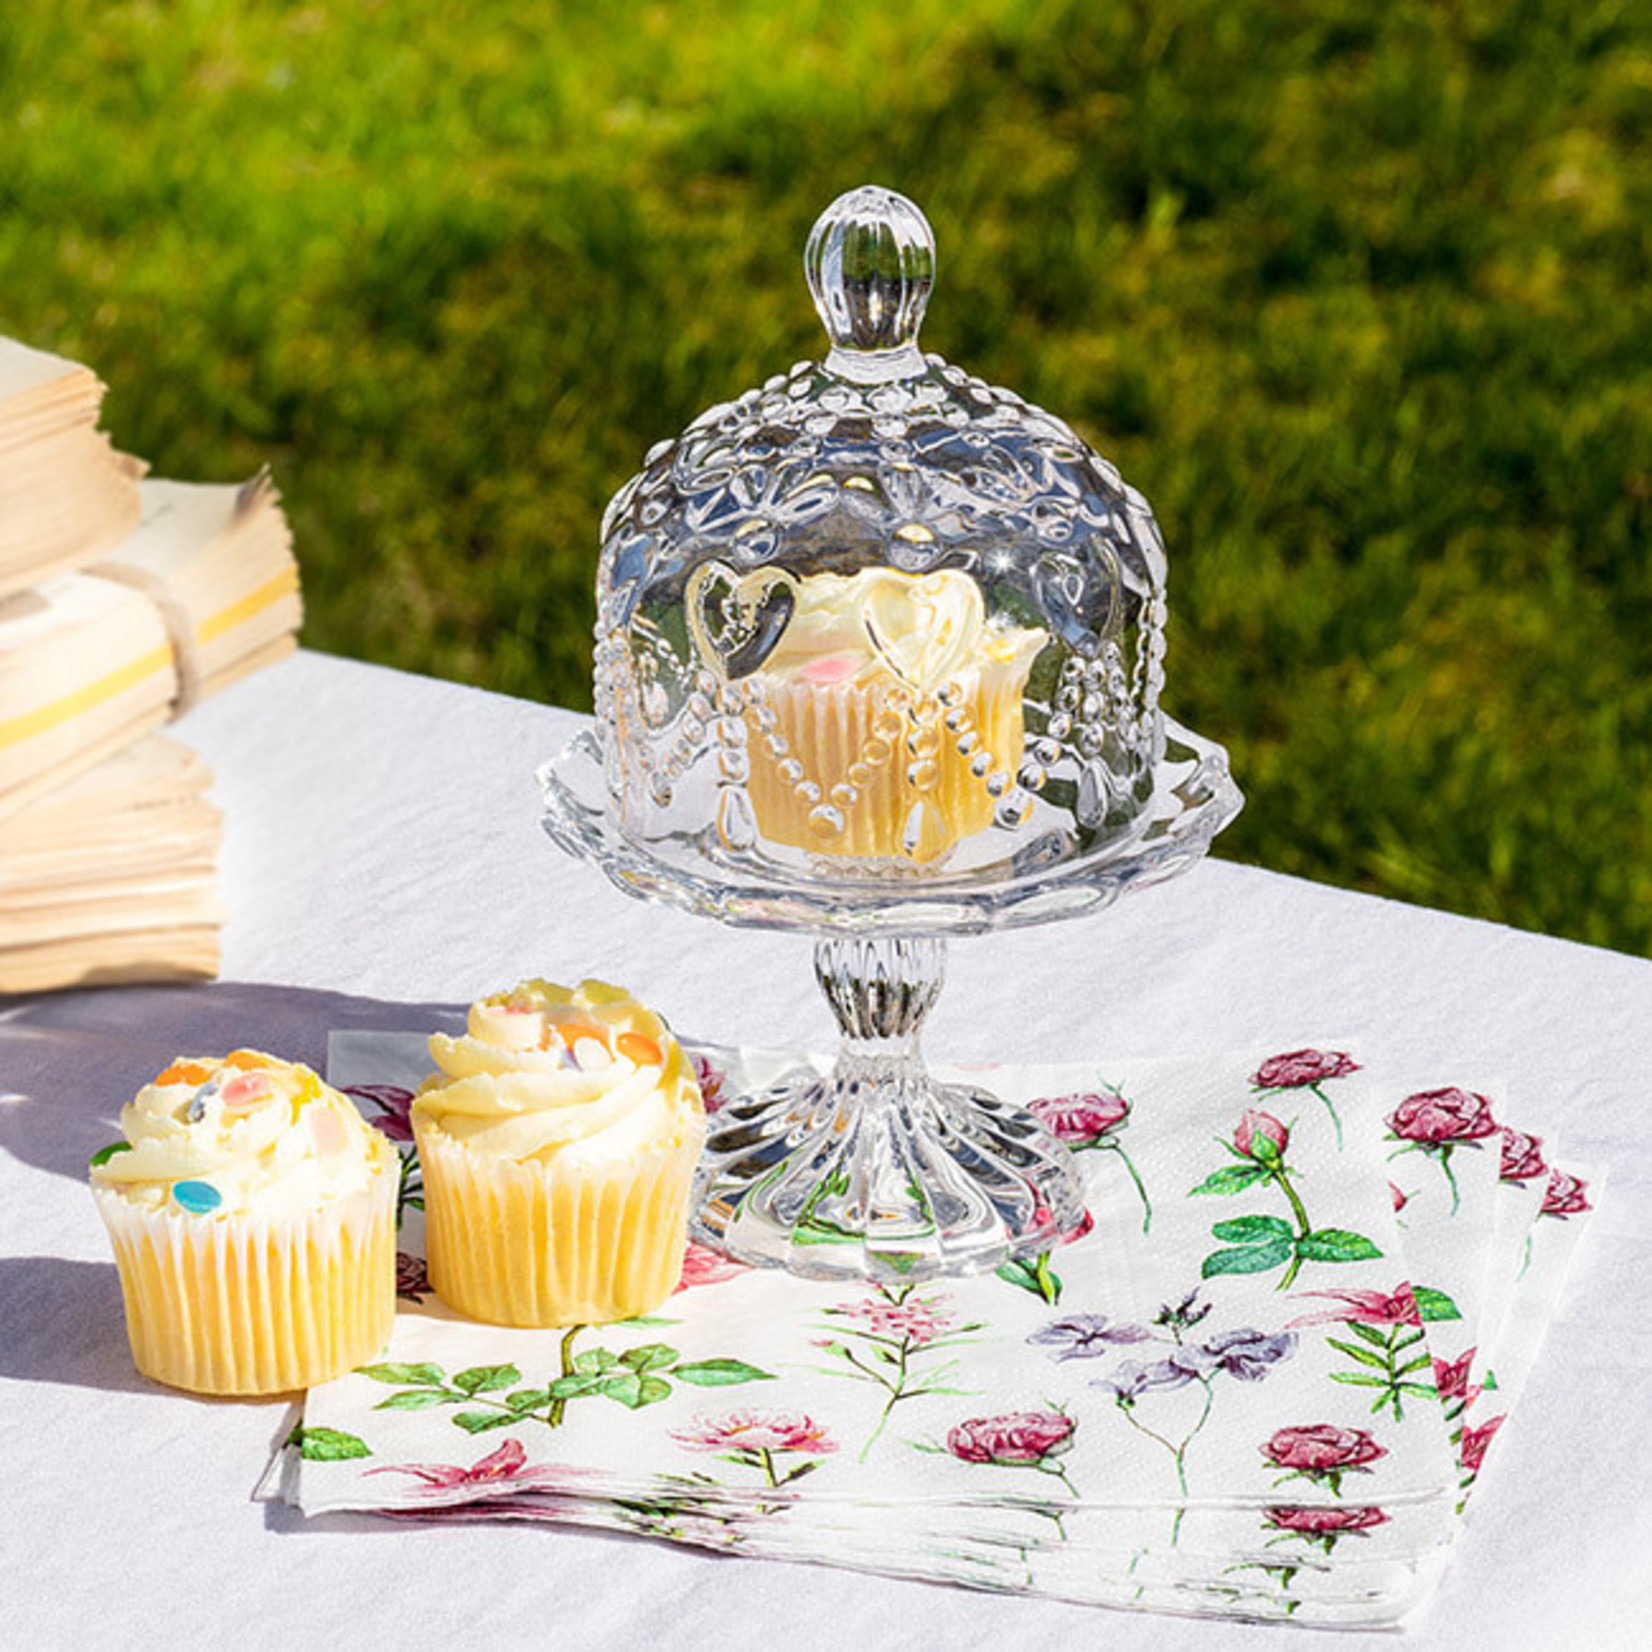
[90,1050,398,1395]
[414,978,706,1327]
[743,567,1044,862]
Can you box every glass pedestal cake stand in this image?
[539,717,1240,1284]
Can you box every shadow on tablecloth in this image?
[0,980,464,1184]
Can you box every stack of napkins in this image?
[0,337,143,599]
[1,333,303,989]
[0,572,176,816]
[0,735,223,992]
[0,475,302,817]
[93,475,301,708]
[263,1035,1596,1628]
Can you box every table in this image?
[3,651,1646,1650]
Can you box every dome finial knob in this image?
[805,186,934,381]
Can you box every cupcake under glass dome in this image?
[594,185,1167,879]
[543,187,1240,1282]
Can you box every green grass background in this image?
[3,0,1648,953]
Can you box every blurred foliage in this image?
[1,0,1648,952]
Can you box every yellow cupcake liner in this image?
[93,1169,396,1396]
[415,1119,703,1327]
[746,656,1032,861]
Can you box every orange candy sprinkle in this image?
[616,1032,663,1067]
[155,1061,211,1087]
[223,1049,268,1071]
[550,1020,608,1050]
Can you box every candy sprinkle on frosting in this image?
[154,1061,209,1086]
[616,1032,664,1067]
[91,1052,390,1220]
[172,1180,223,1214]
[89,1142,133,1168]
[220,1071,273,1112]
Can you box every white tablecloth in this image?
[3,651,1647,1649]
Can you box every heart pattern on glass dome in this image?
[858,569,985,693]
[686,561,798,681]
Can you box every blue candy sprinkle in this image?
[172,1179,222,1214]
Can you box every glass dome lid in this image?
[594,184,1170,879]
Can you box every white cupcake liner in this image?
[415,1120,704,1327]
[92,1167,396,1395]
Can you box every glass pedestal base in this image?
[691,937,1086,1282]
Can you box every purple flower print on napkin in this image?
[1027,1314,1155,1361]
[1203,1327,1298,1381]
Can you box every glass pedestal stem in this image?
[817,932,945,1075]
[692,935,1087,1282]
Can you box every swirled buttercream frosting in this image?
[762,568,1044,692]
[90,1050,394,1217]
[416,978,705,1168]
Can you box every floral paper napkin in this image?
[262,1034,1597,1628]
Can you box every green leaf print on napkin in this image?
[356,1325,775,1434]
[1287,1289,1437,1422]
[1192,1111,1381,1289]
[291,1425,372,1462]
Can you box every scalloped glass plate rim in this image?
[537,716,1242,937]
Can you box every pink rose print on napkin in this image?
[1250,1048,1360,1146]
[1253,1050,1360,1089]
[1030,1083,1151,1231]
[673,1410,836,1489]
[1540,1169,1590,1218]
[1263,1504,1389,1556]
[998,1080,1146,1307]
[939,1411,1083,1535]
[947,1411,1076,1468]
[1031,1090,1128,1142]
[1261,1424,1386,1496]
[395,1250,432,1302]
[689,1054,729,1115]
[1235,1108,1290,1158]
[1499,1127,1547,1184]
[1459,1414,1505,1477]
[366,1437,581,1497]
[673,1241,751,1294]
[1389,1087,1498,1144]
[1385,1087,1498,1214]
[1432,1349,1478,1404]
